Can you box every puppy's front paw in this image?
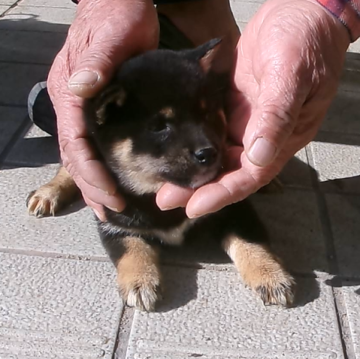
[252,267,295,307]
[26,186,62,217]
[223,236,295,307]
[115,237,162,312]
[118,271,162,312]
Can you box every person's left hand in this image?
[156,0,350,218]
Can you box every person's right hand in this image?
[48,0,159,221]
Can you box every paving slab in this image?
[0,252,122,359]
[342,283,360,359]
[230,0,263,24]
[125,267,343,359]
[0,63,50,106]
[0,165,107,257]
[278,148,312,189]
[250,190,327,274]
[0,30,66,64]
[321,68,360,135]
[326,194,360,278]
[0,6,74,32]
[310,133,360,194]
[338,67,360,93]
[348,41,360,54]
[0,5,9,13]
[5,125,59,166]
[19,0,77,8]
[0,106,28,157]
[0,0,16,5]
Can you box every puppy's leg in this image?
[222,234,295,306]
[115,236,162,312]
[27,166,79,217]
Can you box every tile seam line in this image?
[113,307,134,359]
[0,248,349,279]
[0,0,22,17]
[14,5,75,9]
[305,144,352,359]
[0,247,110,262]
[333,286,357,359]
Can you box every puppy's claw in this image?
[255,275,295,307]
[121,282,162,312]
[26,187,61,217]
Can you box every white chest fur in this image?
[152,218,196,245]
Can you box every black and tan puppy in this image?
[27,39,295,311]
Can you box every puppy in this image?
[27,39,295,311]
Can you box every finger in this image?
[74,173,125,213]
[54,99,125,212]
[67,13,158,98]
[156,184,194,211]
[67,45,117,98]
[156,146,245,211]
[185,151,277,218]
[240,59,312,168]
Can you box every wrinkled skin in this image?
[48,0,350,220]
[156,0,350,218]
[48,0,158,220]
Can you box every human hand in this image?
[156,0,350,218]
[48,0,158,220]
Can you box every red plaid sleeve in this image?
[317,0,360,41]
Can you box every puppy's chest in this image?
[151,218,196,245]
[101,216,196,245]
[103,199,198,245]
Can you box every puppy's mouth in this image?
[188,167,220,188]
[159,163,221,189]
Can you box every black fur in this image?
[87,40,268,262]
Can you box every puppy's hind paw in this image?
[26,187,61,217]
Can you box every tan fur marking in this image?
[112,138,165,195]
[222,235,295,306]
[200,99,207,110]
[96,88,127,124]
[116,236,161,311]
[218,108,227,126]
[27,166,79,217]
[159,107,175,118]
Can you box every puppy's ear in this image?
[94,86,126,125]
[188,38,223,74]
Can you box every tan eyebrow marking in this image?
[200,99,207,110]
[159,107,175,118]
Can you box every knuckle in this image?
[260,105,296,138]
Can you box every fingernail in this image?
[69,70,99,88]
[160,206,178,211]
[93,208,106,222]
[106,206,123,213]
[248,138,277,167]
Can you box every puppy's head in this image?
[91,39,229,195]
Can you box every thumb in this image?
[244,83,308,167]
[67,45,118,99]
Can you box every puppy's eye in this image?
[149,119,170,133]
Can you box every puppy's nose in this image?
[193,147,218,166]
